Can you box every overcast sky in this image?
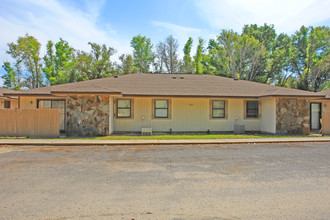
[1,0,329,86]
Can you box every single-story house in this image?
[4,73,328,136]
[0,87,18,109]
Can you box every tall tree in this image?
[6,34,43,88]
[117,54,137,74]
[156,35,180,74]
[207,30,266,80]
[290,26,330,91]
[43,38,75,85]
[182,37,194,73]
[194,38,206,74]
[73,42,116,80]
[155,42,166,73]
[1,62,21,90]
[130,35,155,73]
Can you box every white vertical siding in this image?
[260,97,276,133]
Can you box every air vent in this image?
[172,76,177,79]
[114,75,118,78]
[234,78,238,80]
[180,77,184,79]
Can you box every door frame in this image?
[310,103,322,130]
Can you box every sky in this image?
[0,0,329,86]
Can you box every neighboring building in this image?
[4,73,327,136]
[0,87,18,109]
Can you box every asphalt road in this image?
[0,143,329,219]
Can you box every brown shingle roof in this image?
[6,73,325,98]
[318,89,330,99]
[0,87,18,100]
[0,87,13,96]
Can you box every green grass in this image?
[68,134,314,140]
[3,133,326,140]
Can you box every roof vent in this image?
[234,78,238,80]
[114,75,118,78]
[172,76,176,79]
[180,77,184,79]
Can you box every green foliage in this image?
[118,54,137,74]
[73,42,116,81]
[6,34,43,88]
[194,38,206,74]
[1,62,21,90]
[1,25,328,91]
[130,35,155,73]
[43,38,74,85]
[182,37,194,73]
[290,26,330,91]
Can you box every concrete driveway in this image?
[0,143,329,219]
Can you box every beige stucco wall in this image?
[112,97,261,133]
[260,98,276,134]
[20,96,65,109]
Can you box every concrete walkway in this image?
[0,137,329,146]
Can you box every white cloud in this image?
[195,0,330,33]
[0,0,132,82]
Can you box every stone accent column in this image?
[276,98,310,134]
[66,95,109,136]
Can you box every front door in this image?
[310,103,322,130]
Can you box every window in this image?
[212,100,225,118]
[246,101,259,118]
[117,99,131,118]
[4,101,10,109]
[154,100,169,118]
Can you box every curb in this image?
[0,138,329,146]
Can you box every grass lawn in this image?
[73,134,317,140]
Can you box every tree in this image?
[194,38,206,74]
[271,33,294,87]
[290,26,330,91]
[155,42,166,73]
[182,37,194,73]
[156,35,180,74]
[43,38,75,85]
[234,34,267,81]
[130,35,155,73]
[73,42,116,80]
[210,30,239,77]
[6,34,43,88]
[242,24,277,51]
[1,62,21,90]
[117,54,137,74]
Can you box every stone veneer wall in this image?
[276,98,310,134]
[66,95,109,136]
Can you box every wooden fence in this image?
[0,109,60,138]
[323,111,330,135]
